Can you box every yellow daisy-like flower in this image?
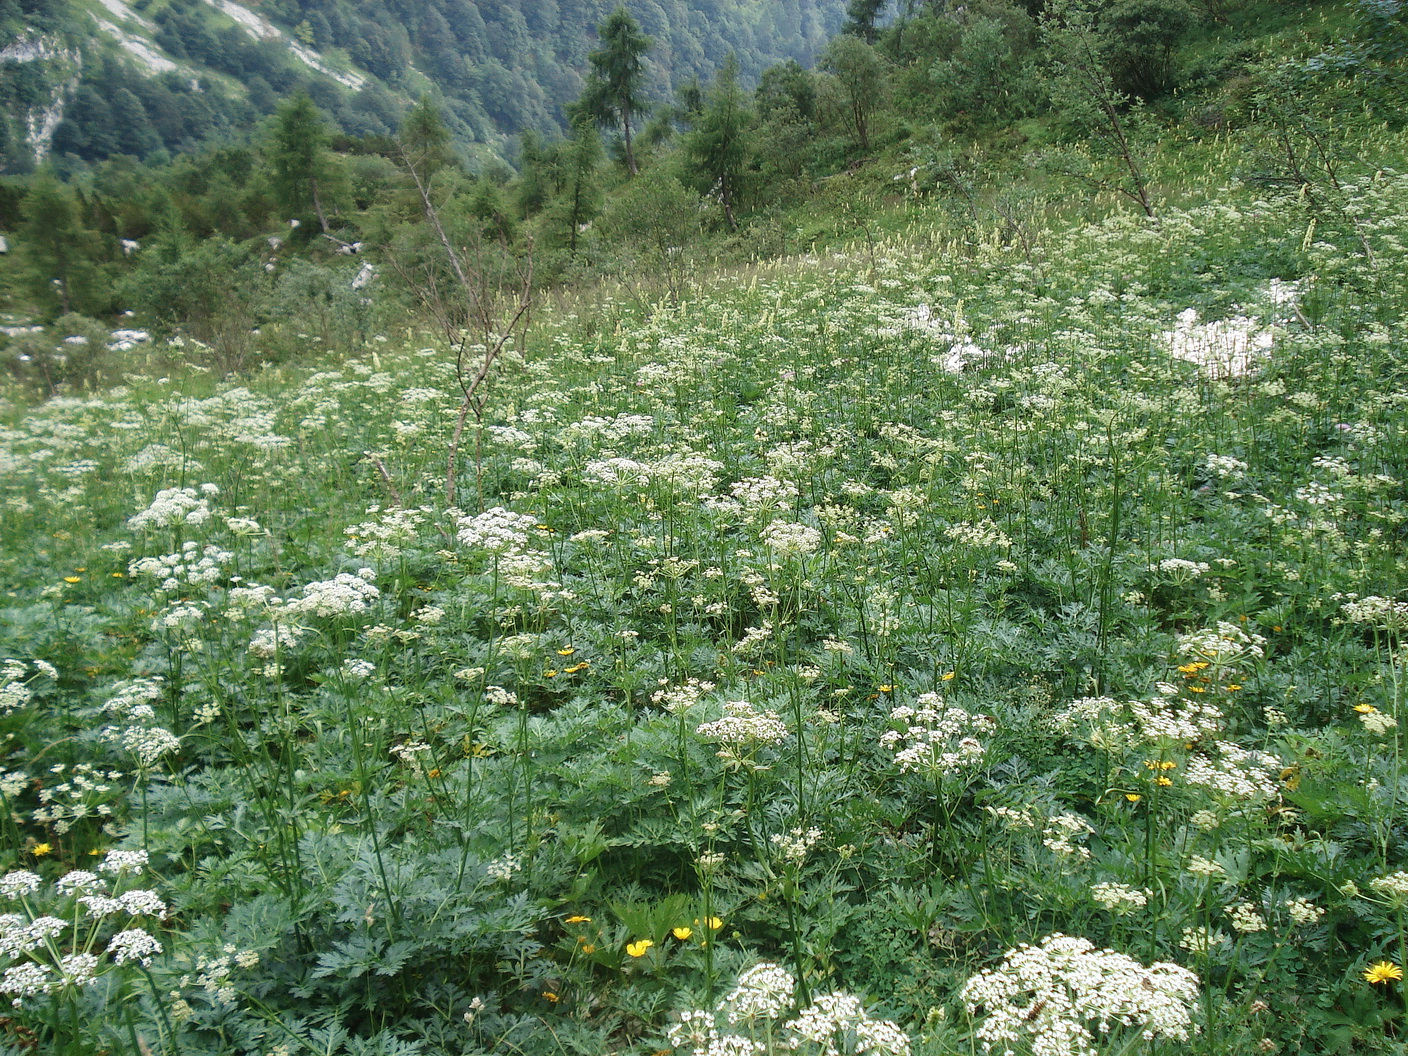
[1364,961,1403,984]
[557,648,576,656]
[704,916,723,930]
[565,915,591,924]
[671,926,693,940]
[625,939,653,957]
[878,684,894,693]
[31,843,52,857]
[941,671,956,681]
[63,576,81,584]
[1125,793,1142,802]
[1355,704,1377,714]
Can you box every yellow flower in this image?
[543,991,559,1002]
[557,648,576,656]
[941,671,956,681]
[878,684,894,693]
[1364,961,1403,984]
[1125,793,1142,802]
[63,576,81,584]
[1355,704,1377,714]
[704,916,723,930]
[625,939,653,957]
[565,915,591,924]
[31,843,52,857]
[1155,776,1173,787]
[544,669,558,679]
[581,943,596,954]
[672,926,693,940]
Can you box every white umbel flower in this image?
[961,934,1199,1056]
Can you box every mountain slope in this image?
[0,0,848,172]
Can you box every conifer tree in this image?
[842,0,888,43]
[554,115,603,256]
[685,54,752,231]
[18,171,101,317]
[575,6,651,176]
[267,91,336,232]
[399,95,456,181]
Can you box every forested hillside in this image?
[6,2,1408,1055]
[0,0,846,171]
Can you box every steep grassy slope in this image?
[0,110,1406,1050]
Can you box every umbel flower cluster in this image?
[0,850,165,1007]
[126,484,220,530]
[696,700,790,749]
[960,934,1199,1056]
[99,677,180,769]
[880,693,995,776]
[666,962,910,1056]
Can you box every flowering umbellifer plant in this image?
[0,849,168,1047]
[666,962,910,1056]
[960,933,1199,1056]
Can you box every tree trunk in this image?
[311,176,331,233]
[622,100,637,176]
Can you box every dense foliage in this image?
[3,131,1408,1054]
[2,2,1408,1054]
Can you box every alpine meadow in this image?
[3,0,1408,1054]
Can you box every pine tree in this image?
[575,5,651,176]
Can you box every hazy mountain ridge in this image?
[0,0,847,171]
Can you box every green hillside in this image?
[1,2,1408,1054]
[0,0,846,171]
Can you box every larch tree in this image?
[685,54,752,231]
[266,91,337,232]
[842,0,888,43]
[554,114,604,257]
[575,5,651,176]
